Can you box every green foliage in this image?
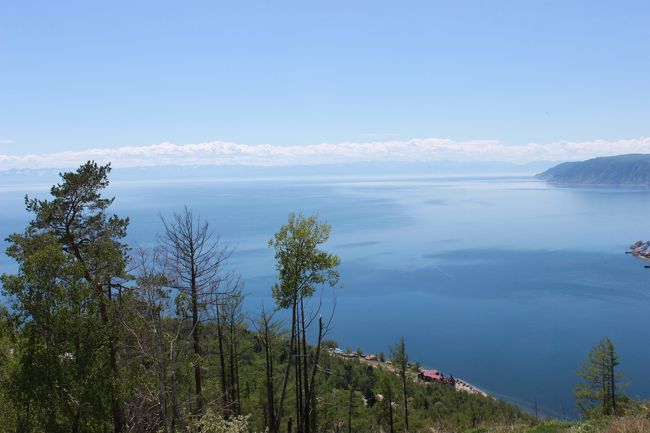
[314,352,533,432]
[390,336,410,431]
[188,409,252,433]
[268,212,340,309]
[0,306,17,431]
[575,338,624,418]
[0,162,535,433]
[2,229,113,431]
[390,337,408,375]
[566,420,607,433]
[620,399,650,417]
[459,420,585,433]
[267,212,341,433]
[25,161,129,283]
[537,154,650,186]
[321,339,338,350]
[1,162,130,432]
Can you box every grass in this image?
[601,416,650,433]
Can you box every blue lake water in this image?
[2,174,650,418]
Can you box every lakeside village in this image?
[328,347,488,399]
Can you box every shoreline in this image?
[329,349,490,399]
[453,378,490,398]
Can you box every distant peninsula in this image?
[536,154,650,186]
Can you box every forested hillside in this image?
[0,162,535,432]
[536,154,650,186]
[3,162,649,433]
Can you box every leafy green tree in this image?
[0,164,539,433]
[0,306,17,431]
[2,161,129,432]
[574,337,624,418]
[3,227,113,432]
[268,213,340,433]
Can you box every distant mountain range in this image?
[0,160,556,185]
[536,154,650,186]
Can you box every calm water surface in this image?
[2,175,650,418]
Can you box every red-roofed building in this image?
[418,369,444,383]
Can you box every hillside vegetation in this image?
[0,162,533,432]
[536,154,650,186]
[2,161,649,433]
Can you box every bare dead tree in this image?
[123,247,170,433]
[224,289,245,416]
[161,207,235,415]
[253,306,286,433]
[206,275,243,418]
[123,246,191,433]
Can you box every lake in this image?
[2,174,650,418]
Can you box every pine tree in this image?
[1,161,129,432]
[574,337,624,418]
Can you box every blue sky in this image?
[1,1,649,167]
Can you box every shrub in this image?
[188,410,254,433]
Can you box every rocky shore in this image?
[629,240,650,259]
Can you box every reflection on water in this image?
[2,175,650,418]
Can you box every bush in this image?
[188,410,253,433]
[322,339,338,350]
[568,419,607,433]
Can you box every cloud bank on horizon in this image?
[2,137,650,170]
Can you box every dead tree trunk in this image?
[162,207,235,416]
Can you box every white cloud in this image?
[2,137,650,170]
[0,139,14,144]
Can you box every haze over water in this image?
[2,174,650,418]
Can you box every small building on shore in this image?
[418,369,445,383]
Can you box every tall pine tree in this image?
[1,161,129,432]
[574,337,624,418]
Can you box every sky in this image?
[1,1,650,169]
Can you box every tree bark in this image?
[300,298,311,433]
[304,318,323,433]
[215,302,229,416]
[191,270,203,414]
[262,314,278,433]
[274,295,298,431]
